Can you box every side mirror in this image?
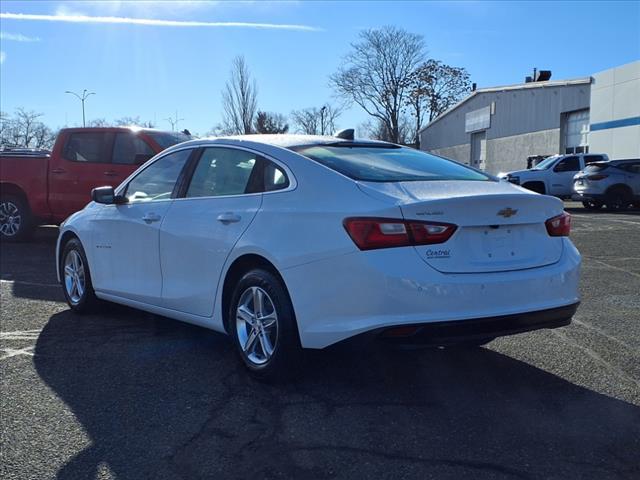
[91,186,127,205]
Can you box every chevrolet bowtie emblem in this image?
[497,207,518,218]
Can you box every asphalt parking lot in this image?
[1,203,639,480]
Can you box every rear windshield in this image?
[291,145,491,182]
[584,163,609,172]
[147,131,191,149]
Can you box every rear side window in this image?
[584,155,604,164]
[112,133,155,165]
[291,145,490,182]
[62,132,109,163]
[584,163,609,173]
[186,148,259,198]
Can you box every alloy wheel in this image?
[64,250,86,305]
[235,286,279,365]
[0,201,22,237]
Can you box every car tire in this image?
[605,188,631,211]
[229,269,303,382]
[582,201,603,210]
[61,238,98,313]
[0,195,34,242]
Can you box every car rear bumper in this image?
[375,303,578,346]
[283,239,581,349]
[572,192,605,202]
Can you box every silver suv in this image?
[573,159,640,211]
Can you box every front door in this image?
[549,155,581,196]
[90,148,193,305]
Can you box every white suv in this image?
[500,153,609,198]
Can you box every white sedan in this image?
[56,134,581,380]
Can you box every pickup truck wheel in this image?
[605,188,631,211]
[582,201,603,210]
[0,196,34,242]
[61,238,98,313]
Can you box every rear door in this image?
[159,147,288,317]
[549,156,581,196]
[48,131,112,219]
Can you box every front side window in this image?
[584,155,604,164]
[113,133,155,165]
[186,148,260,198]
[291,145,490,182]
[555,156,580,172]
[62,132,109,163]
[125,149,192,202]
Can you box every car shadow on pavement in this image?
[35,310,640,480]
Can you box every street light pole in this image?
[65,89,95,127]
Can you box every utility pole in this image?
[164,110,184,131]
[65,89,95,127]
[320,106,327,135]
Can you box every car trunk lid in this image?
[357,180,564,273]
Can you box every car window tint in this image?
[262,160,289,192]
[557,156,579,171]
[584,155,603,164]
[186,148,259,198]
[125,149,191,202]
[113,133,155,165]
[291,145,490,182]
[62,132,108,163]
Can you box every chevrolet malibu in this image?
[56,134,581,380]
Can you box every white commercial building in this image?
[419,61,640,175]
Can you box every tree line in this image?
[216,26,471,146]
[2,26,471,150]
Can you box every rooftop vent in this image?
[525,68,552,83]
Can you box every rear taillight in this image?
[343,217,457,250]
[545,212,571,237]
[586,174,609,181]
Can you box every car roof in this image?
[168,134,395,152]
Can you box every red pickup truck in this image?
[0,127,189,241]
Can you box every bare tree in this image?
[87,118,110,127]
[406,59,472,144]
[254,111,289,134]
[13,108,44,147]
[221,56,258,134]
[291,104,342,135]
[32,123,57,149]
[114,116,155,128]
[330,26,425,143]
[359,115,414,145]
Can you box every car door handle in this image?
[217,212,241,224]
[51,168,66,174]
[104,171,118,177]
[142,213,161,224]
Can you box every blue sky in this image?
[1,0,639,135]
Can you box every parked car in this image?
[0,127,190,241]
[56,134,581,380]
[499,153,608,197]
[572,159,640,210]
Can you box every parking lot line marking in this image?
[586,258,640,279]
[572,318,638,352]
[0,346,35,361]
[0,279,59,288]
[570,215,640,226]
[552,330,640,389]
[0,330,41,340]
